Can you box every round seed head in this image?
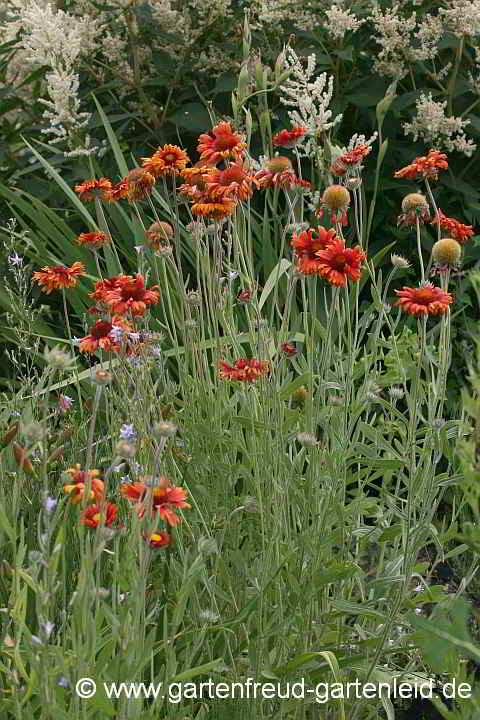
[267,156,292,174]
[321,184,350,211]
[432,238,462,267]
[401,193,428,214]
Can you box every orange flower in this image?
[394,149,448,181]
[178,163,215,200]
[291,227,337,275]
[78,317,132,354]
[33,262,85,294]
[82,503,119,528]
[394,283,453,316]
[106,179,129,202]
[273,126,308,148]
[124,168,155,201]
[315,239,365,286]
[255,157,311,190]
[76,232,110,248]
[218,358,269,382]
[197,121,247,164]
[191,197,236,220]
[75,178,113,202]
[63,465,104,504]
[101,274,160,316]
[331,144,372,176]
[430,210,474,245]
[142,144,190,178]
[204,161,258,201]
[120,480,191,525]
[143,531,171,547]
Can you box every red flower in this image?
[178,162,215,200]
[219,358,269,382]
[63,465,104,504]
[331,144,372,175]
[430,210,474,245]
[237,289,255,303]
[78,317,132,354]
[106,179,129,202]
[291,227,337,275]
[197,122,247,164]
[394,150,448,181]
[101,274,160,316]
[143,531,171,547]
[82,503,119,528]
[394,283,453,316]
[75,178,113,202]
[33,262,85,294]
[280,342,297,357]
[120,479,191,526]
[273,126,308,149]
[204,161,258,201]
[315,239,365,286]
[142,144,190,178]
[76,232,110,248]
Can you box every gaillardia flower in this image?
[255,157,311,190]
[178,162,215,200]
[430,210,474,245]
[317,185,350,224]
[78,317,132,354]
[205,161,258,201]
[219,358,269,382]
[76,231,110,248]
[191,197,237,220]
[395,283,453,316]
[431,238,462,268]
[397,193,430,227]
[82,503,119,529]
[120,480,191,525]
[145,221,174,252]
[75,178,113,202]
[291,227,337,275]
[33,262,85,294]
[273,126,308,149]
[63,465,104,504]
[197,121,247,164]
[331,144,372,176]
[315,240,365,286]
[142,144,190,178]
[101,274,160,316]
[394,150,448,181]
[143,531,171,547]
[124,168,155,202]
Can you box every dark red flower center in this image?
[91,322,113,339]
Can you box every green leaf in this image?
[259,258,291,310]
[92,94,129,176]
[169,658,224,683]
[168,102,212,132]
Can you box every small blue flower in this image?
[8,253,23,267]
[44,496,57,513]
[119,424,136,441]
[109,325,125,342]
